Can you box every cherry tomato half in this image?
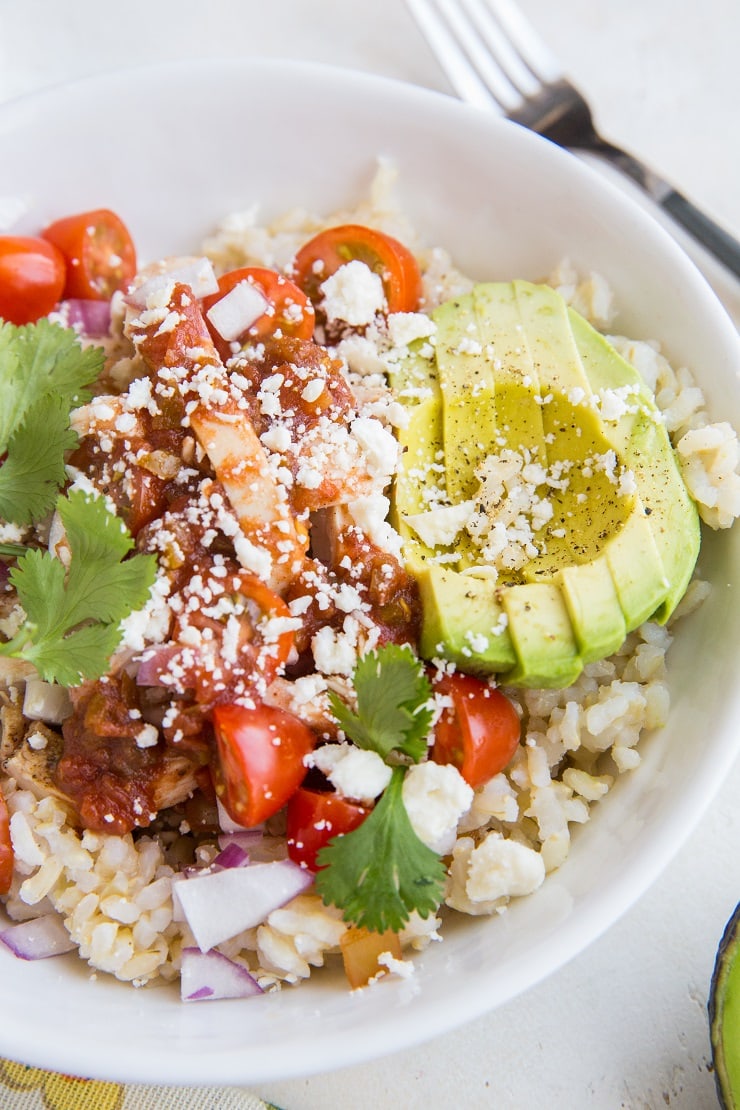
[0,792,14,895]
[41,208,137,300]
[286,787,369,871]
[212,703,316,827]
[0,236,66,325]
[431,672,521,788]
[290,224,422,314]
[202,266,315,360]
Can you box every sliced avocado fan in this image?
[388,281,700,688]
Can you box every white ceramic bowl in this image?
[0,59,738,1086]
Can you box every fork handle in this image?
[587,139,740,280]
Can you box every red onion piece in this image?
[212,841,251,870]
[135,645,182,686]
[0,914,76,960]
[63,298,112,337]
[216,829,264,853]
[180,947,263,1002]
[176,859,313,952]
[205,280,269,341]
[243,836,290,864]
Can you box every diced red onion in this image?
[172,837,261,898]
[212,841,251,870]
[0,914,76,960]
[216,829,264,853]
[135,645,182,686]
[126,258,219,308]
[245,836,290,864]
[175,859,313,952]
[63,298,112,337]
[214,800,267,856]
[205,280,269,341]
[180,947,263,1002]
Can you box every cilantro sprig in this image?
[0,490,156,686]
[328,643,434,762]
[0,319,104,525]
[316,644,446,933]
[316,766,445,934]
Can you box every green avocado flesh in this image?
[710,903,740,1109]
[389,281,700,687]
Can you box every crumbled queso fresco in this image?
[1,168,739,996]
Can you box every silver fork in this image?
[405,0,740,280]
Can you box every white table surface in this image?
[1,2,739,1107]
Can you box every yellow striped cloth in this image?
[0,1058,279,1110]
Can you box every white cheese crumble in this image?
[301,379,325,404]
[349,416,398,482]
[135,725,159,750]
[320,261,386,326]
[311,618,362,677]
[307,743,392,803]
[118,574,172,653]
[0,520,26,544]
[233,536,274,580]
[347,493,403,557]
[335,334,387,378]
[386,311,437,348]
[26,731,49,751]
[404,500,475,548]
[446,833,546,914]
[466,833,545,902]
[377,950,416,979]
[402,762,473,855]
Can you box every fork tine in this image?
[480,0,563,85]
[434,0,526,109]
[457,0,544,98]
[405,0,515,111]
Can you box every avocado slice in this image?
[709,902,740,1109]
[434,294,501,504]
[508,279,593,398]
[558,557,626,665]
[604,509,671,628]
[569,310,700,620]
[389,281,700,686]
[390,342,444,526]
[415,563,516,673]
[500,581,583,688]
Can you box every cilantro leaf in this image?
[20,624,124,688]
[315,766,446,933]
[0,320,101,447]
[54,489,151,629]
[0,490,157,685]
[0,320,104,524]
[0,393,78,525]
[328,644,434,763]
